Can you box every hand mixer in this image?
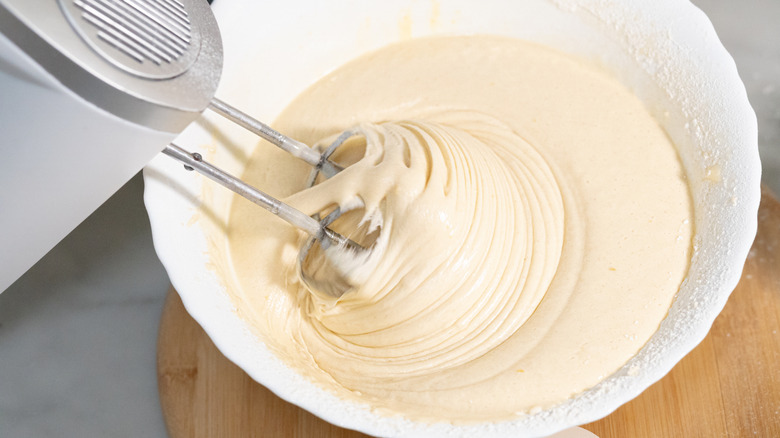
[0,0,361,295]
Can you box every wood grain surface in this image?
[158,190,780,438]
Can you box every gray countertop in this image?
[1,1,778,437]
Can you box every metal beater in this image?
[163,100,364,298]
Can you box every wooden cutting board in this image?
[158,189,780,437]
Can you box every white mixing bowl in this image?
[144,1,760,436]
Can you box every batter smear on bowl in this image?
[225,36,693,422]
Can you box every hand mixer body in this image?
[0,0,223,293]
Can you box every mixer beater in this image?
[163,99,366,298]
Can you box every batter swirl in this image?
[290,112,564,379]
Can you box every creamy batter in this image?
[225,36,693,422]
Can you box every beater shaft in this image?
[208,98,342,178]
[162,143,350,249]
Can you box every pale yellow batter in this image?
[225,36,693,422]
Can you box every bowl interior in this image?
[143,1,760,436]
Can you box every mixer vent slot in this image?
[73,0,192,65]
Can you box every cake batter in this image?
[225,36,693,422]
